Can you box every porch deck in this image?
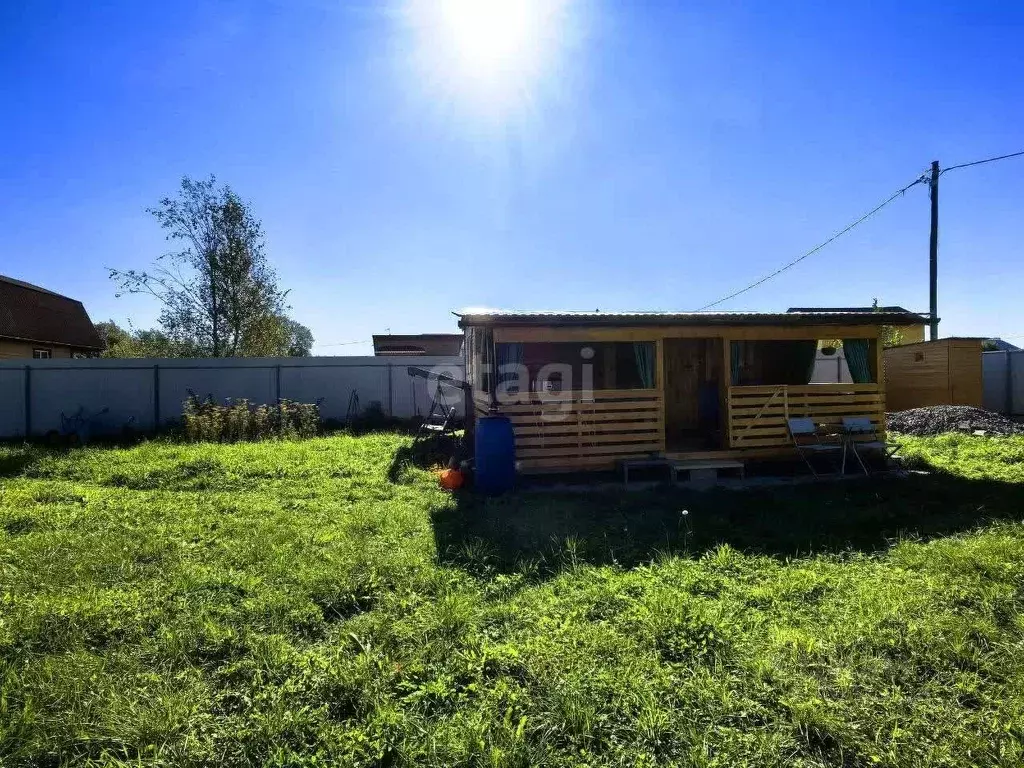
[478,383,884,474]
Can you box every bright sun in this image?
[403,0,572,117]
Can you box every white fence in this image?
[983,350,1024,416]
[0,356,465,438]
[15,349,1015,439]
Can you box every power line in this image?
[312,339,371,348]
[941,149,1024,175]
[695,174,927,312]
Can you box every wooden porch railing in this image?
[728,383,885,449]
[479,389,664,472]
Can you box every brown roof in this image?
[372,333,463,356]
[0,275,103,349]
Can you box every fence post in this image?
[153,364,161,432]
[24,365,31,437]
[275,364,282,403]
[387,363,394,416]
[1006,350,1014,416]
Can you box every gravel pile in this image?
[887,405,1024,437]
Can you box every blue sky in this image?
[2,1,1022,355]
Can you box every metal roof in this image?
[787,305,919,315]
[455,308,930,328]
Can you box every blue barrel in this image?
[475,415,516,494]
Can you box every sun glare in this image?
[438,0,543,81]
[403,0,572,117]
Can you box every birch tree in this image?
[110,176,290,357]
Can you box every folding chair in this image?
[841,417,901,476]
[788,417,844,478]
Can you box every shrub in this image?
[181,393,321,442]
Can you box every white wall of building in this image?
[809,349,853,384]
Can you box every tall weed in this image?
[181,393,321,442]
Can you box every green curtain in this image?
[730,342,742,385]
[633,342,655,388]
[793,340,818,384]
[843,338,872,383]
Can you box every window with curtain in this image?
[611,343,651,389]
[500,342,657,392]
[730,340,819,385]
[842,338,875,383]
[475,328,494,393]
[495,342,525,393]
[632,342,656,389]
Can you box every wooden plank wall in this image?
[948,341,984,407]
[0,340,75,358]
[728,384,885,448]
[883,339,983,411]
[493,325,883,343]
[490,389,664,472]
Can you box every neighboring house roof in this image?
[456,308,930,328]
[883,336,986,348]
[787,305,922,315]
[372,333,463,356]
[984,338,1021,352]
[0,274,103,349]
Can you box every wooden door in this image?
[663,338,724,448]
[664,339,702,435]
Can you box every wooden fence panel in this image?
[728,384,885,449]
[490,389,665,472]
[883,339,983,411]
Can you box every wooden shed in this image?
[883,338,984,412]
[458,308,927,473]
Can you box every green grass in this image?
[900,432,1024,482]
[1,432,1023,767]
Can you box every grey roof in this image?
[456,308,930,328]
[787,305,919,315]
[984,338,1021,352]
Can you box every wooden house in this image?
[0,274,103,359]
[458,308,927,473]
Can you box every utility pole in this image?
[928,160,940,340]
